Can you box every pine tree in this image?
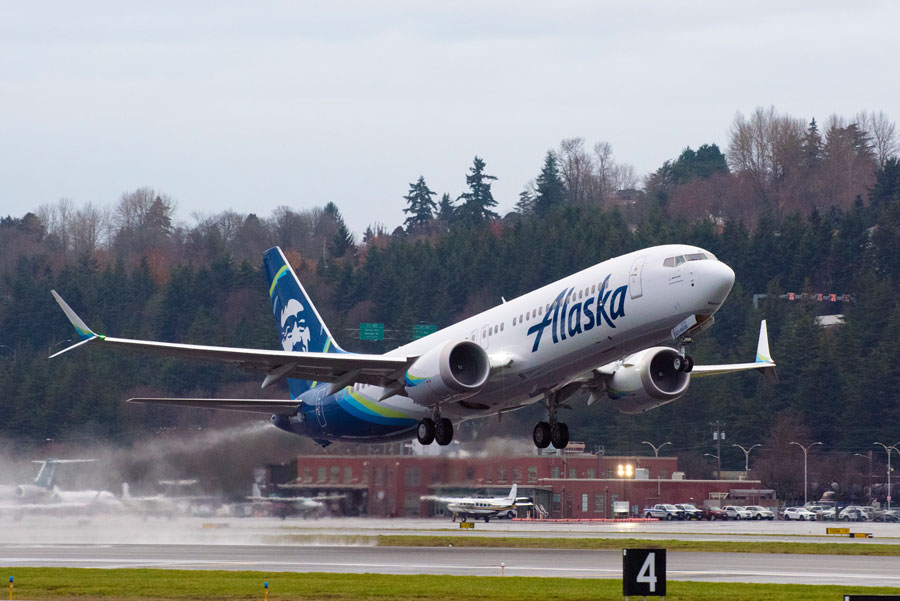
[515,186,535,215]
[456,156,498,225]
[402,176,438,231]
[437,193,456,224]
[330,220,355,258]
[533,151,566,216]
[802,118,823,169]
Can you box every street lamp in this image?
[873,442,900,511]
[704,453,720,480]
[854,452,873,501]
[732,443,762,473]
[641,441,672,457]
[790,441,823,505]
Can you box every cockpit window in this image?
[663,257,675,267]
[685,253,708,261]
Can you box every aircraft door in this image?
[629,255,646,299]
[479,325,490,349]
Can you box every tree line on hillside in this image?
[1,106,900,503]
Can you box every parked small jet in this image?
[0,459,121,515]
[51,244,775,449]
[422,483,531,522]
[247,484,344,518]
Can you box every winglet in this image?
[754,320,778,383]
[755,320,773,363]
[50,290,100,357]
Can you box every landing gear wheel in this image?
[483,516,490,523]
[683,355,694,373]
[533,422,551,449]
[673,354,684,372]
[435,418,454,445]
[417,419,435,445]
[550,422,569,449]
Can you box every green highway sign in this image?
[412,324,437,339]
[359,323,384,341]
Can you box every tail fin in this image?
[506,483,517,503]
[263,247,345,397]
[32,461,56,489]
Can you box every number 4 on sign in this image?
[637,553,657,592]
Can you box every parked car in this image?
[722,505,753,520]
[839,505,871,522]
[675,503,703,520]
[782,506,817,521]
[743,505,775,520]
[643,504,685,520]
[873,509,900,522]
[702,506,726,520]
[806,505,836,521]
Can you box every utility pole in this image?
[711,421,725,480]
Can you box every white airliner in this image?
[247,483,345,518]
[422,484,531,522]
[51,244,775,449]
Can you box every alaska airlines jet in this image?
[51,244,775,449]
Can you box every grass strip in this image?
[376,534,900,556]
[2,568,899,601]
[261,533,900,556]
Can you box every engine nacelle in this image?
[608,347,691,414]
[14,484,49,501]
[404,339,490,407]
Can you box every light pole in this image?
[854,452,873,501]
[790,441,823,505]
[704,453,720,480]
[732,443,762,473]
[873,442,900,510]
[641,441,672,457]
[642,441,672,499]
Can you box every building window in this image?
[317,467,326,483]
[569,468,576,479]
[527,467,537,482]
[302,467,312,483]
[512,467,522,482]
[551,466,560,479]
[344,466,353,483]
[498,468,507,483]
[587,468,595,479]
[329,466,340,483]
[404,493,420,516]
[404,467,421,487]
[594,493,605,514]
[466,467,475,481]
[374,467,383,485]
[582,493,588,512]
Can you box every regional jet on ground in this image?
[51,245,775,449]
[0,459,121,514]
[422,483,532,522]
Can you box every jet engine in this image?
[608,347,690,414]
[404,339,490,407]
[14,484,48,500]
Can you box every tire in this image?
[673,355,683,372]
[417,419,435,445]
[533,422,551,449]
[684,355,694,372]
[435,418,454,445]
[736,515,742,520]
[484,516,490,523]
[646,513,653,519]
[550,422,569,449]
[666,514,673,521]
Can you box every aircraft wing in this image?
[127,398,302,415]
[689,320,778,382]
[50,290,415,390]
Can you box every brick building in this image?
[268,450,774,518]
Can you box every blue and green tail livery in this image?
[263,247,345,398]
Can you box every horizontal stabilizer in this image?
[127,397,301,415]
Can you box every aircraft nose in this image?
[709,261,735,303]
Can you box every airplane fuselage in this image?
[273,244,734,443]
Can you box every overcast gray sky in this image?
[2,1,899,236]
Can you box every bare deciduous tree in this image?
[856,110,899,169]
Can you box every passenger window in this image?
[500,323,504,332]
[539,306,543,315]
[591,285,596,293]
[513,317,517,326]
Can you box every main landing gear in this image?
[417,413,454,446]
[533,391,569,450]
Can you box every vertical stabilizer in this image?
[506,483,518,503]
[263,247,345,398]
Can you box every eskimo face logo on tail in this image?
[526,274,628,353]
[280,298,312,353]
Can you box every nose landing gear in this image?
[677,336,694,373]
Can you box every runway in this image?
[2,543,900,586]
